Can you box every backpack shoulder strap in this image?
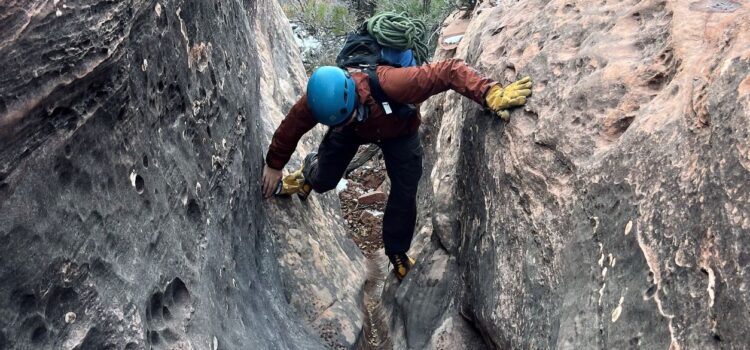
[364,67,394,115]
[364,67,417,118]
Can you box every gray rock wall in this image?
[394,1,750,349]
[0,0,363,349]
[3,0,749,349]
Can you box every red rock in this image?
[357,191,387,205]
[362,173,384,189]
[376,178,390,194]
[358,210,382,227]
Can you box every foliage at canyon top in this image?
[281,0,475,67]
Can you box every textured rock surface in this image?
[0,0,363,349]
[256,2,366,348]
[3,0,749,349]
[390,1,750,349]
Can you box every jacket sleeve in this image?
[377,59,497,105]
[265,95,318,170]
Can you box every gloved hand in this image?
[274,166,313,200]
[485,76,532,121]
[496,109,510,121]
[275,168,305,196]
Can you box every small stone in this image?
[376,178,390,194]
[362,174,383,189]
[65,311,76,324]
[358,210,383,232]
[357,191,386,205]
[359,210,378,222]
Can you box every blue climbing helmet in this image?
[307,66,356,126]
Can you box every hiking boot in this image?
[388,253,416,281]
[297,181,313,201]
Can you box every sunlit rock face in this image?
[394,1,750,349]
[0,0,363,349]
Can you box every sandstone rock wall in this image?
[395,0,750,349]
[3,0,749,349]
[0,0,363,349]
[256,2,366,348]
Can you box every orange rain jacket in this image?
[265,59,496,170]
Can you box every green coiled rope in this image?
[365,12,429,65]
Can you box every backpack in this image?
[335,33,416,69]
[335,31,417,120]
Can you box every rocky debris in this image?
[339,156,388,256]
[346,144,381,176]
[335,179,349,194]
[361,173,385,189]
[359,210,384,229]
[0,0,363,349]
[290,22,322,65]
[286,19,346,71]
[376,177,391,194]
[385,1,750,349]
[357,191,387,206]
[339,156,391,350]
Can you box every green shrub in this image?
[283,0,355,36]
[282,0,477,69]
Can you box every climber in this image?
[261,61,531,279]
[261,13,532,281]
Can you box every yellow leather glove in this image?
[274,166,313,199]
[485,76,532,121]
[495,109,510,121]
[275,168,305,196]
